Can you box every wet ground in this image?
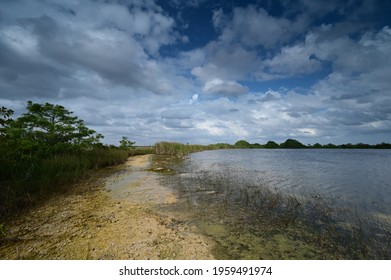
[0,155,214,260]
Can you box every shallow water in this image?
[181,149,391,215]
[103,152,391,259]
[158,149,391,259]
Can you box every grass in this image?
[153,141,218,156]
[127,146,154,156]
[0,148,130,220]
[162,165,391,259]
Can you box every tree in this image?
[252,142,263,148]
[0,106,14,136]
[264,140,279,149]
[324,143,337,149]
[313,143,323,148]
[234,140,252,148]
[12,101,103,156]
[280,139,307,148]
[119,136,135,149]
[0,107,16,160]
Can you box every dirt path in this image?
[0,155,214,260]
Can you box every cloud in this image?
[259,42,322,78]
[1,0,390,146]
[311,26,391,114]
[202,78,248,96]
[218,5,307,49]
[0,0,195,100]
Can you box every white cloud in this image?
[218,5,307,49]
[202,79,248,96]
[1,0,390,146]
[261,43,321,77]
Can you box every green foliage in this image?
[0,147,129,218]
[119,136,136,149]
[280,138,307,148]
[375,142,391,149]
[234,140,252,148]
[230,139,391,150]
[264,140,279,149]
[208,143,234,149]
[0,102,128,219]
[313,143,323,148]
[0,223,6,238]
[0,106,14,133]
[127,146,154,156]
[324,143,337,149]
[154,141,212,156]
[8,101,103,158]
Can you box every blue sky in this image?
[1,0,391,145]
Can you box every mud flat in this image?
[0,155,214,260]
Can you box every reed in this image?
[153,141,211,156]
[127,146,154,156]
[0,148,129,219]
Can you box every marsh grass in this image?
[154,141,216,156]
[127,146,154,157]
[164,167,391,259]
[0,148,129,219]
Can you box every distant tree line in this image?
[231,139,391,149]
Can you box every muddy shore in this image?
[0,155,214,260]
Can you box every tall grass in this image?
[0,148,129,219]
[127,146,154,156]
[154,141,214,156]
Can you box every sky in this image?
[1,0,391,146]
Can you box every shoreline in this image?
[0,155,214,260]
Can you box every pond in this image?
[157,149,391,259]
[178,149,391,215]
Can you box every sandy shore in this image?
[0,155,214,260]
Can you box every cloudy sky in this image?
[1,0,390,145]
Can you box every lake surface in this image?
[180,149,391,215]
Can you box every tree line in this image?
[232,139,391,149]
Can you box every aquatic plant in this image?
[163,166,391,259]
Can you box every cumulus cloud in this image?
[0,0,188,100]
[259,42,322,78]
[202,79,248,96]
[218,5,307,49]
[1,0,390,145]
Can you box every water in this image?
[180,149,391,215]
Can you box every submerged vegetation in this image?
[164,168,391,259]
